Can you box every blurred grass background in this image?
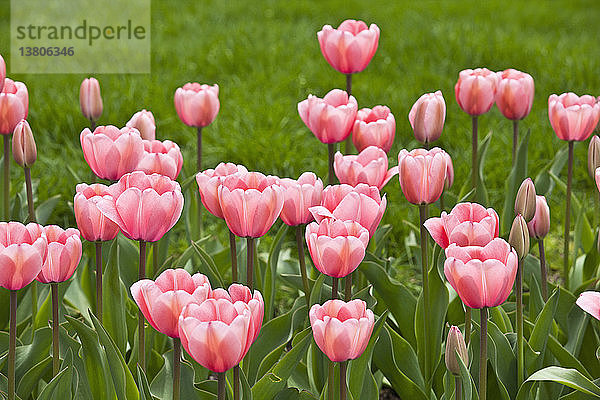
[1,0,599,285]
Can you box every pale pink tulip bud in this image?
[444,152,454,190]
[0,78,28,134]
[597,167,600,193]
[398,147,447,205]
[514,178,536,221]
[174,83,219,128]
[79,78,103,122]
[310,299,375,362]
[278,172,323,226]
[210,284,264,343]
[588,136,600,178]
[549,93,600,142]
[74,183,120,242]
[576,291,600,321]
[12,120,37,167]
[455,68,499,116]
[196,163,248,219]
[527,195,550,239]
[131,269,212,338]
[36,226,82,284]
[298,89,358,144]
[352,106,395,153]
[0,55,5,93]
[136,139,183,180]
[409,91,446,144]
[496,69,534,120]
[445,326,468,375]
[317,20,380,74]
[126,109,156,140]
[0,222,47,290]
[508,214,529,259]
[334,146,398,190]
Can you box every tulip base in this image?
[539,240,548,301]
[3,134,10,220]
[479,307,488,400]
[296,225,311,309]
[52,283,60,376]
[139,240,147,371]
[173,338,181,400]
[230,230,238,283]
[8,290,16,400]
[564,141,574,286]
[96,241,103,323]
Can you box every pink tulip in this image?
[444,238,518,309]
[126,109,156,140]
[305,217,369,278]
[218,171,284,238]
[278,172,324,226]
[549,93,600,142]
[496,69,534,120]
[334,146,398,189]
[80,125,144,181]
[0,79,28,135]
[74,183,120,242]
[455,68,499,116]
[409,91,446,144]
[136,139,183,180]
[424,202,499,249]
[527,195,550,239]
[309,299,374,362]
[94,171,184,242]
[174,83,219,128]
[444,152,454,190]
[79,78,103,122]
[576,291,600,321]
[352,106,395,153]
[398,147,447,205]
[596,167,600,193]
[0,222,47,290]
[298,89,358,144]
[196,163,248,219]
[211,284,264,342]
[36,226,82,284]
[178,298,254,372]
[317,20,380,74]
[12,120,37,167]
[0,55,5,93]
[131,268,212,338]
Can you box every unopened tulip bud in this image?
[509,214,529,259]
[12,120,36,167]
[527,195,550,239]
[80,77,103,122]
[515,178,536,221]
[445,326,468,376]
[588,136,600,179]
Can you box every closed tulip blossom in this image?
[310,299,375,362]
[588,135,600,178]
[131,269,212,338]
[196,163,249,219]
[80,125,144,181]
[79,77,102,124]
[12,120,37,168]
[305,217,369,278]
[398,147,447,205]
[36,226,82,284]
[210,284,264,342]
[0,78,28,134]
[496,69,534,121]
[126,109,156,140]
[455,68,499,116]
[409,91,446,144]
[444,238,518,309]
[0,222,47,290]
[136,139,183,180]
[334,146,398,189]
[74,183,120,242]
[528,195,550,240]
[174,83,220,128]
[298,89,358,144]
[278,172,324,226]
[549,93,600,142]
[576,291,600,321]
[444,152,454,190]
[352,106,395,153]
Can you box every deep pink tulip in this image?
[444,152,454,190]
[398,147,447,205]
[424,202,499,249]
[444,238,518,309]
[218,172,284,238]
[352,106,395,153]
[455,68,499,116]
[211,284,264,342]
[496,69,534,120]
[0,55,5,93]
[549,93,600,142]
[136,139,183,180]
[178,298,254,373]
[94,171,184,242]
[278,172,324,226]
[317,20,380,74]
[576,291,600,320]
[174,83,219,128]
[311,183,387,237]
[126,109,156,140]
[0,78,28,134]
[310,299,374,362]
[196,163,248,219]
[334,146,398,189]
[305,217,369,278]
[74,183,120,242]
[298,89,358,144]
[80,125,144,181]
[131,268,212,338]
[409,91,446,144]
[527,195,550,239]
[79,78,103,122]
[0,222,47,290]
[36,226,82,284]
[12,120,37,167]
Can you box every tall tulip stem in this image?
[217,372,225,400]
[455,376,462,400]
[296,225,311,309]
[138,240,147,371]
[196,127,203,172]
[344,73,353,154]
[564,141,574,286]
[419,204,431,384]
[230,230,238,283]
[332,277,338,299]
[173,338,181,400]
[512,120,519,165]
[328,143,336,185]
[152,242,159,278]
[24,167,35,222]
[328,361,335,400]
[471,116,479,192]
[340,361,348,400]
[95,241,103,322]
[539,240,548,301]
[440,192,445,212]
[344,273,352,301]
[464,307,471,345]
[479,307,488,400]
[51,283,60,376]
[233,365,240,400]
[3,134,10,220]
[246,237,255,290]
[8,290,16,400]
[516,259,524,386]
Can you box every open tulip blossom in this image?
[352,105,395,153]
[136,139,184,180]
[334,145,398,189]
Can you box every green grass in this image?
[1,0,599,275]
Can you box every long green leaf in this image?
[516,367,600,399]
[501,129,530,235]
[264,224,288,321]
[190,239,225,287]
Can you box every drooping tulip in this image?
[210,284,264,342]
[398,147,447,205]
[79,78,103,123]
[352,106,395,153]
[409,91,446,144]
[36,226,82,284]
[0,78,28,134]
[455,68,499,116]
[548,93,600,142]
[126,109,156,140]
[278,172,323,226]
[527,195,550,239]
[136,139,183,180]
[334,146,398,189]
[196,163,248,219]
[298,89,358,144]
[0,222,47,290]
[74,183,120,242]
[576,291,600,321]
[12,120,37,167]
[174,83,220,128]
[496,69,534,120]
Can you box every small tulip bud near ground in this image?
[445,326,468,375]
[514,178,536,221]
[509,214,530,259]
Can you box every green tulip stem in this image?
[230,230,238,283]
[217,372,225,400]
[344,73,353,154]
[296,225,311,309]
[52,283,60,376]
[479,307,488,400]
[344,272,352,301]
[197,126,203,172]
[564,141,574,287]
[233,365,240,400]
[516,258,524,386]
[328,361,335,400]
[95,241,103,323]
[440,191,445,212]
[332,277,338,300]
[24,166,35,222]
[340,361,348,400]
[8,290,17,400]
[328,143,336,185]
[472,116,479,192]
[138,240,147,371]
[539,239,548,301]
[419,204,431,386]
[455,376,462,400]
[246,237,255,290]
[512,120,519,165]
[3,134,10,220]
[464,307,471,345]
[173,338,181,400]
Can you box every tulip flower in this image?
[12,120,37,222]
[588,135,600,179]
[136,139,184,180]
[445,326,468,376]
[514,178,536,222]
[352,106,395,153]
[210,284,264,342]
[408,91,446,144]
[79,78,102,129]
[576,291,600,321]
[398,147,447,206]
[334,146,398,189]
[80,125,144,181]
[126,109,156,140]
[0,55,5,93]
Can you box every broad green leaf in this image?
[535,146,568,196]
[516,367,600,399]
[547,334,591,379]
[457,348,477,400]
[16,356,51,399]
[527,289,559,374]
[35,194,61,225]
[501,129,530,235]
[105,238,128,355]
[273,387,318,399]
[15,327,51,383]
[37,364,73,400]
[136,366,154,400]
[150,348,203,400]
[190,239,224,287]
[264,224,289,321]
